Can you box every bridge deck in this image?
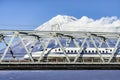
[0,62,120,70]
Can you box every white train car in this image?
[24,47,120,62]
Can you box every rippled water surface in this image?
[0,70,120,80]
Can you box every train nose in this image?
[24,54,29,59]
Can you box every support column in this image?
[86,39,90,48]
[90,35,105,63]
[28,37,38,53]
[55,35,70,62]
[0,34,16,62]
[66,38,71,47]
[38,37,52,62]
[74,37,87,62]
[3,38,16,59]
[106,40,110,48]
[18,34,34,62]
[98,39,110,48]
[108,37,120,63]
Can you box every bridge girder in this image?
[0,30,120,64]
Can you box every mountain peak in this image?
[51,15,77,21]
[35,15,77,31]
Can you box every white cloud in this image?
[62,16,120,32]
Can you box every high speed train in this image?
[24,47,120,62]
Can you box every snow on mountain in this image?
[35,15,120,32]
[35,15,77,31]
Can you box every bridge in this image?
[0,30,120,70]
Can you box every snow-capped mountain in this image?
[34,15,120,32]
[35,15,77,31]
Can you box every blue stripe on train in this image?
[52,52,112,54]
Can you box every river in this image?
[0,70,120,80]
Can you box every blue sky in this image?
[0,0,119,30]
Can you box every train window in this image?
[103,51,104,53]
[92,50,94,53]
[96,51,97,53]
[55,49,57,52]
[99,51,101,53]
[58,49,61,51]
[89,50,91,53]
[71,50,73,53]
[106,51,108,53]
[75,50,77,53]
[68,50,70,53]
[82,50,84,53]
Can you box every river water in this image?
[0,70,120,80]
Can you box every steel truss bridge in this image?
[0,30,120,70]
